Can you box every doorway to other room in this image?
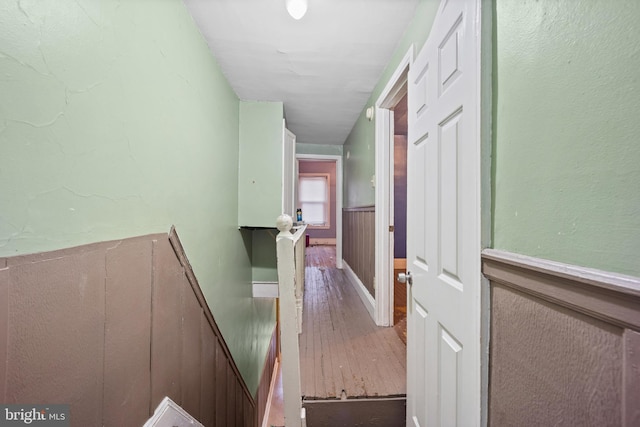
[296,153,343,268]
[392,93,408,344]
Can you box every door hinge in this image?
[389,225,394,232]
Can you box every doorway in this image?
[391,94,408,343]
[373,46,413,327]
[295,154,343,269]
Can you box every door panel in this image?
[438,14,463,95]
[406,0,481,426]
[440,111,462,286]
[409,301,428,427]
[439,325,462,426]
[413,137,428,266]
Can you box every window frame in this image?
[297,173,331,229]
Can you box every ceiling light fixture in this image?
[286,0,308,20]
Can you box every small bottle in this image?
[296,208,302,222]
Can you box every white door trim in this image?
[374,46,414,327]
[296,153,343,269]
[479,2,493,425]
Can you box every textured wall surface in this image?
[493,0,640,276]
[483,249,640,426]
[490,284,623,426]
[0,233,257,427]
[0,0,273,393]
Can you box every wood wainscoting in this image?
[482,250,640,427]
[0,229,258,427]
[342,206,375,297]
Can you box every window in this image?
[298,174,330,227]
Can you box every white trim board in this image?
[296,153,343,269]
[373,45,414,327]
[252,281,279,298]
[342,260,376,321]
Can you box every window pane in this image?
[301,202,325,224]
[299,177,327,203]
[298,175,329,226]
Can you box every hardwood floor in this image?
[300,245,406,400]
[305,244,337,268]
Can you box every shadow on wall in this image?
[252,229,279,282]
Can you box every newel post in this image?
[277,214,294,237]
[276,214,305,426]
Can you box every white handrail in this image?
[276,215,307,427]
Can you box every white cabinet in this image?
[238,101,295,227]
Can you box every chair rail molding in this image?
[482,249,640,331]
[483,249,640,427]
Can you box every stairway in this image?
[303,397,406,427]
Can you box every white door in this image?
[405,0,481,426]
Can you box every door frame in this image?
[374,46,414,327]
[296,153,343,269]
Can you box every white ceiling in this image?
[183,0,418,146]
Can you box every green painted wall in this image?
[342,0,438,207]
[296,142,343,156]
[238,101,284,227]
[252,229,278,283]
[493,0,640,277]
[0,0,274,393]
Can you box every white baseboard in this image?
[309,238,337,245]
[252,281,279,298]
[342,260,376,322]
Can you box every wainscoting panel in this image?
[151,236,185,409]
[483,249,640,427]
[6,246,107,425]
[200,317,217,427]
[343,206,376,297]
[104,238,153,426]
[0,229,257,427]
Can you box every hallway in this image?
[300,246,406,400]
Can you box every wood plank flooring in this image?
[300,246,406,400]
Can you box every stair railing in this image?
[276,214,307,427]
